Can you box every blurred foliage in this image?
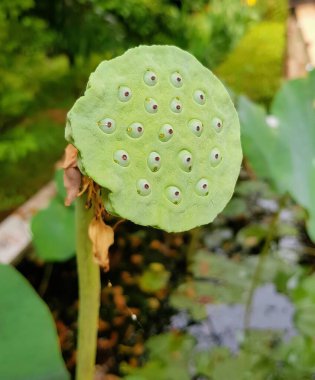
[0,0,289,214]
[0,0,69,129]
[32,0,263,68]
[239,70,315,242]
[216,21,286,104]
[122,332,196,380]
[183,0,262,68]
[31,170,75,262]
[170,250,294,321]
[0,264,69,379]
[0,113,66,212]
[121,329,315,379]
[256,0,288,22]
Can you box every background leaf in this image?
[0,264,69,380]
[31,170,75,261]
[239,71,315,241]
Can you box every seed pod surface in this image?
[66,45,242,232]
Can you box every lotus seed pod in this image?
[66,45,242,232]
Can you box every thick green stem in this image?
[75,195,100,380]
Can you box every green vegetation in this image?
[0,114,66,213]
[216,22,286,104]
[6,1,315,379]
[0,264,69,379]
[239,71,315,240]
[0,0,287,214]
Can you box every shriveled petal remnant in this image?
[63,144,81,206]
[63,144,115,271]
[63,144,78,169]
[88,217,114,272]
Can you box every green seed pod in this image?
[66,45,242,232]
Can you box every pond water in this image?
[171,283,297,352]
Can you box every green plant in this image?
[121,330,315,380]
[184,0,262,68]
[31,170,75,262]
[0,0,67,129]
[0,114,66,213]
[216,22,286,104]
[0,264,69,379]
[65,45,242,379]
[238,70,315,242]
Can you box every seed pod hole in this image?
[118,86,132,102]
[210,148,222,167]
[137,179,151,196]
[114,150,130,167]
[144,70,158,86]
[170,72,183,88]
[98,118,116,134]
[148,152,161,172]
[145,97,158,113]
[166,186,182,204]
[170,97,182,113]
[195,178,209,196]
[193,90,206,105]
[159,124,174,142]
[178,150,193,172]
[188,119,203,137]
[212,117,223,133]
[127,122,144,138]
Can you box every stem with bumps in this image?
[75,195,100,380]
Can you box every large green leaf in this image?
[31,170,75,261]
[239,71,315,241]
[0,264,69,380]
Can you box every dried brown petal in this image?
[88,217,114,271]
[63,144,78,169]
[63,144,81,206]
[64,167,82,206]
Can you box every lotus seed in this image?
[114,150,130,167]
[137,179,151,196]
[170,97,182,113]
[193,90,206,105]
[98,118,116,134]
[178,150,193,172]
[148,152,161,172]
[166,186,182,204]
[118,86,132,102]
[159,124,174,142]
[210,148,222,167]
[188,119,203,137]
[170,72,183,88]
[145,98,158,113]
[212,118,223,132]
[127,122,144,138]
[195,179,209,196]
[144,70,158,86]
